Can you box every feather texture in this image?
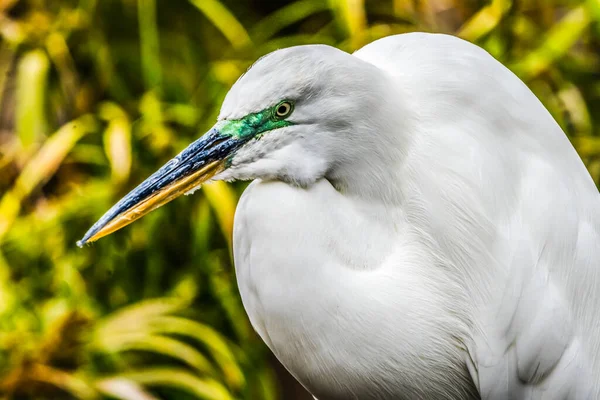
[227,33,600,399]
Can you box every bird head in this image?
[78,44,401,246]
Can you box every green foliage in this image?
[0,0,598,399]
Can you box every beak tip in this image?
[77,232,93,248]
[78,225,102,248]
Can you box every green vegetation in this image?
[0,0,598,399]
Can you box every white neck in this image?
[326,86,416,207]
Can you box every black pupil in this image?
[278,105,288,115]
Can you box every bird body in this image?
[235,179,478,399]
[232,34,600,399]
[80,33,600,399]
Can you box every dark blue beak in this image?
[78,128,245,246]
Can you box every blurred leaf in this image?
[0,115,98,239]
[511,4,592,79]
[458,0,512,42]
[95,297,190,336]
[392,0,416,19]
[164,104,200,127]
[101,103,132,184]
[257,366,278,400]
[574,136,600,157]
[328,0,367,49]
[189,0,251,50]
[96,378,160,400]
[207,257,252,342]
[201,182,236,248]
[0,363,97,399]
[15,49,49,148]
[146,316,245,389]
[100,368,233,400]
[587,0,600,26]
[138,0,162,90]
[0,0,19,13]
[99,333,216,375]
[14,115,98,195]
[251,0,331,42]
[558,83,592,136]
[46,32,79,112]
[0,43,14,114]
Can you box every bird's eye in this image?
[274,101,293,119]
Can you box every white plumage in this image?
[224,33,600,399]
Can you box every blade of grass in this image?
[0,43,14,114]
[573,136,600,157]
[95,297,190,336]
[98,333,216,375]
[0,115,98,240]
[251,0,331,43]
[96,378,160,400]
[100,368,233,400]
[457,0,512,42]
[0,0,19,12]
[100,103,132,184]
[557,83,592,136]
[393,0,416,19]
[201,181,236,248]
[511,4,592,80]
[188,0,251,50]
[148,316,245,389]
[0,363,97,399]
[328,0,367,50]
[46,32,79,112]
[138,0,162,90]
[15,49,49,148]
[207,257,251,342]
[587,0,600,29]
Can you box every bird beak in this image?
[77,126,245,246]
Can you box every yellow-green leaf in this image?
[189,0,251,49]
[103,115,132,184]
[15,49,50,147]
[96,378,160,400]
[202,181,236,247]
[511,5,592,80]
[99,334,216,375]
[106,368,233,400]
[148,316,245,389]
[0,115,98,239]
[457,0,512,42]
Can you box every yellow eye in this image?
[275,101,293,118]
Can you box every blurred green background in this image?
[0,0,599,399]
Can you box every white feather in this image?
[224,33,600,399]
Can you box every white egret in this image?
[79,33,600,399]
